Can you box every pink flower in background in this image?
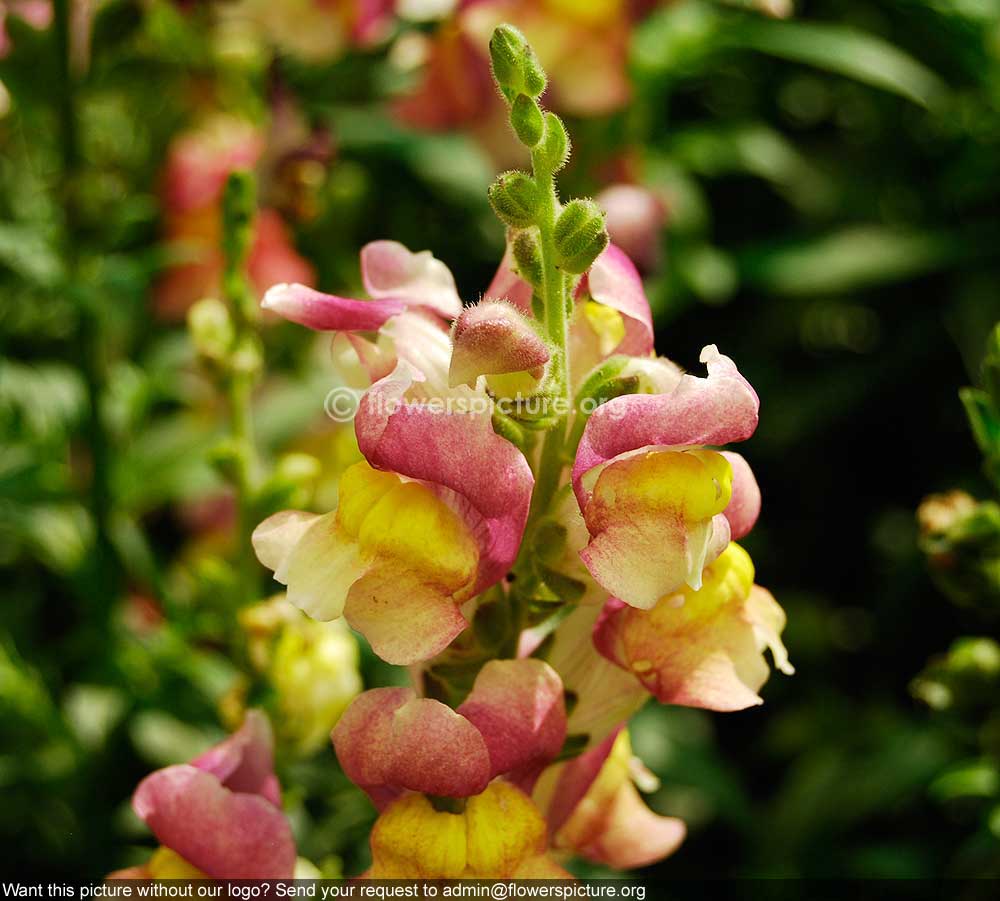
[394,0,646,135]
[110,711,296,879]
[596,183,668,273]
[155,116,315,320]
[0,0,50,59]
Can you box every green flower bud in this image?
[489,24,547,103]
[489,25,527,102]
[488,170,541,228]
[187,297,234,362]
[511,94,545,147]
[554,198,609,273]
[534,113,570,174]
[511,228,544,287]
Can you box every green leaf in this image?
[728,20,949,108]
[960,387,1000,454]
[739,227,962,297]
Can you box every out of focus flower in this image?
[110,711,296,879]
[155,116,315,319]
[219,0,396,64]
[394,0,643,137]
[596,183,667,273]
[918,491,1000,609]
[0,0,50,59]
[241,595,363,753]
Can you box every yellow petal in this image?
[369,793,467,878]
[465,783,547,877]
[147,847,208,879]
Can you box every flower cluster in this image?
[120,25,791,879]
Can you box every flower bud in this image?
[488,171,541,228]
[511,229,543,288]
[535,113,570,174]
[554,199,609,274]
[449,300,550,388]
[188,297,234,362]
[489,25,547,104]
[511,94,545,148]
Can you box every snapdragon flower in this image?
[247,24,792,874]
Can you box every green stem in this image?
[220,174,262,606]
[55,0,121,604]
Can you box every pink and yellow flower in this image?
[110,711,295,879]
[594,542,794,711]
[536,728,685,869]
[255,242,533,664]
[332,658,678,875]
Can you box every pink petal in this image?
[450,301,550,387]
[133,765,295,878]
[577,244,654,357]
[190,710,281,807]
[573,345,759,508]
[361,241,463,320]
[570,779,686,869]
[543,730,621,837]
[722,451,761,540]
[457,660,566,789]
[332,688,491,807]
[262,283,405,332]
[355,362,534,592]
[351,0,394,45]
[484,247,534,314]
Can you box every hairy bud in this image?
[511,229,544,288]
[511,94,545,147]
[554,199,609,273]
[488,171,542,228]
[535,113,570,174]
[489,25,547,103]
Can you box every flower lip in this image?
[332,660,566,807]
[572,344,760,509]
[131,710,295,878]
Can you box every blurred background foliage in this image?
[3,0,1000,881]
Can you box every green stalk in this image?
[54,0,121,606]
[220,173,262,605]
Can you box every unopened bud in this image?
[511,229,543,288]
[511,94,545,147]
[488,171,541,228]
[554,199,609,273]
[535,113,570,174]
[449,300,550,388]
[188,297,234,362]
[489,25,547,104]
